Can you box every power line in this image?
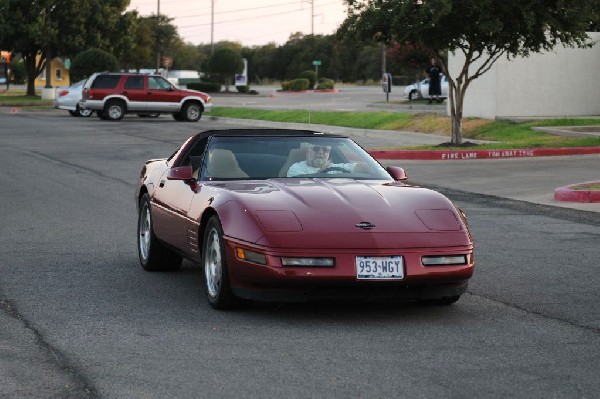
[176,1,341,29]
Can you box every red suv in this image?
[80,72,212,121]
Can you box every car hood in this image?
[211,179,471,249]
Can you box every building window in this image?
[55,68,62,80]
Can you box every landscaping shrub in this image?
[236,85,249,93]
[187,82,222,92]
[298,70,317,89]
[316,78,335,90]
[288,78,309,91]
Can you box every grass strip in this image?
[211,107,600,150]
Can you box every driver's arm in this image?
[287,162,308,177]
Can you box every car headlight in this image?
[421,255,467,266]
[236,248,267,265]
[281,257,335,267]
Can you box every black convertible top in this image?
[195,128,347,140]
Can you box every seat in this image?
[278,148,307,177]
[205,149,248,179]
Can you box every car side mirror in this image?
[167,165,194,181]
[386,166,408,181]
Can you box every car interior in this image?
[179,134,389,181]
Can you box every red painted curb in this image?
[554,182,600,203]
[369,146,600,160]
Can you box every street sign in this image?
[382,73,392,93]
[65,58,71,70]
[312,60,321,66]
[382,73,392,101]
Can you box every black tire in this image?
[172,112,185,121]
[137,194,182,272]
[68,110,79,117]
[202,216,235,309]
[97,110,108,119]
[105,100,125,121]
[77,104,93,117]
[408,90,419,101]
[182,102,202,122]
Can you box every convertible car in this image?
[136,129,474,309]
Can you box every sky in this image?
[127,0,348,47]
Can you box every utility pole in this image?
[156,0,161,72]
[211,0,215,55]
[301,0,314,35]
[311,0,314,35]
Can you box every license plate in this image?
[356,256,404,280]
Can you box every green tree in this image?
[69,48,119,81]
[151,13,178,71]
[208,48,244,91]
[246,43,278,83]
[0,0,131,95]
[169,39,207,71]
[386,43,432,84]
[120,15,155,71]
[340,0,598,144]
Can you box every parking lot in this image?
[0,109,599,398]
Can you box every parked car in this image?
[404,75,449,100]
[53,80,93,117]
[135,128,475,310]
[79,72,212,121]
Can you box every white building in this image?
[448,32,600,119]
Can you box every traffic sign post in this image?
[313,60,321,83]
[382,73,392,101]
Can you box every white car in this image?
[53,79,94,117]
[403,76,449,101]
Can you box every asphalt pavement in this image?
[5,84,600,213]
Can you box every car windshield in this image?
[199,135,391,181]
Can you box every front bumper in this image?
[224,238,474,303]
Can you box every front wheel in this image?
[408,90,419,101]
[137,194,182,271]
[202,216,235,309]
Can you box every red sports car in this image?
[136,129,474,309]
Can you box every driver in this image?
[287,144,356,177]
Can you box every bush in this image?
[69,48,119,82]
[187,82,222,92]
[281,79,310,91]
[298,70,317,89]
[316,78,335,90]
[236,85,249,93]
